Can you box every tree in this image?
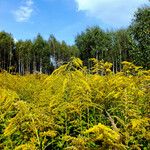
[69,45,79,58]
[15,40,33,74]
[111,29,133,72]
[59,41,79,64]
[48,35,60,69]
[48,35,79,69]
[33,34,50,73]
[75,26,108,66]
[0,31,14,71]
[130,6,150,69]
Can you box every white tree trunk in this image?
[40,58,42,73]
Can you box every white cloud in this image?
[13,0,34,22]
[26,0,34,6]
[75,0,149,28]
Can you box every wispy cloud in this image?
[13,0,34,22]
[75,0,149,28]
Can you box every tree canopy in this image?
[129,6,150,69]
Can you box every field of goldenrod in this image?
[0,58,150,150]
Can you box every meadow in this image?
[0,58,150,150]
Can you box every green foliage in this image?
[75,26,109,64]
[0,31,14,72]
[130,6,150,69]
[0,58,150,149]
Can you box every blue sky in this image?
[0,0,149,45]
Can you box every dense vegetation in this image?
[0,5,150,150]
[0,6,150,74]
[0,58,150,149]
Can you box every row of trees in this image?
[75,6,150,71]
[0,6,149,74]
[0,33,79,74]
